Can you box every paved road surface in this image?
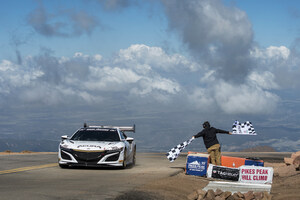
[0,152,290,200]
[0,153,186,200]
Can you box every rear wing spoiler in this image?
[84,123,135,133]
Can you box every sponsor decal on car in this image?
[77,145,102,149]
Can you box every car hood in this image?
[60,140,124,151]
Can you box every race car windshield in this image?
[70,130,120,141]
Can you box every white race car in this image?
[58,124,136,168]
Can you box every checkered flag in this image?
[232,120,257,135]
[166,137,194,162]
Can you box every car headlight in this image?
[108,146,124,152]
[60,145,72,152]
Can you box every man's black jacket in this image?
[194,127,229,149]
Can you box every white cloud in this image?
[0,44,288,115]
[251,46,290,60]
[0,60,15,71]
[116,44,199,71]
[187,64,281,114]
[162,0,254,80]
[0,60,44,94]
[186,80,279,115]
[200,70,216,83]
[187,88,215,111]
[0,45,186,106]
[213,81,279,114]
[130,76,181,97]
[266,46,290,59]
[250,45,300,88]
[93,54,102,61]
[21,84,64,105]
[84,66,142,91]
[248,71,279,90]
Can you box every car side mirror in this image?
[126,137,134,143]
[61,135,68,140]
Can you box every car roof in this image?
[82,124,135,132]
[79,127,118,131]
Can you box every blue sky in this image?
[0,0,300,152]
[2,0,300,58]
[0,0,169,58]
[231,0,300,47]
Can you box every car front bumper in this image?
[58,147,124,167]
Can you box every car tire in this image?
[59,163,68,168]
[132,146,136,166]
[122,149,127,169]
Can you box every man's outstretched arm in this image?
[193,130,204,139]
[216,129,232,134]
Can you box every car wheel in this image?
[59,163,68,168]
[132,146,136,166]
[122,149,127,169]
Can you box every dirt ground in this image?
[266,162,300,200]
[115,172,209,200]
[116,162,300,200]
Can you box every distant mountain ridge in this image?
[240,145,277,152]
[0,138,58,152]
